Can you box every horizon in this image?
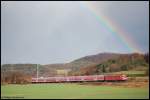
[1,1,149,65]
[1,51,148,65]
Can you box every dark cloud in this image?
[1,1,149,64]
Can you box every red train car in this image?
[32,74,127,83]
[82,75,104,81]
[104,75,127,81]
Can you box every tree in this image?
[1,71,31,84]
[144,53,149,63]
[145,68,149,76]
[121,65,128,71]
[109,64,120,72]
[102,65,106,73]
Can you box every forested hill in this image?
[69,53,149,76]
[1,52,149,77]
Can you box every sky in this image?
[1,1,149,64]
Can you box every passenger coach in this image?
[32,74,127,83]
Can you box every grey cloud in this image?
[1,1,149,64]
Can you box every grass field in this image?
[109,70,145,75]
[108,70,147,77]
[1,83,149,99]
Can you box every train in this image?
[32,74,128,83]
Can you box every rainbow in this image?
[79,1,142,53]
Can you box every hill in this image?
[1,52,149,77]
[69,53,149,76]
[68,52,120,71]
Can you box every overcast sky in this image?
[1,1,149,64]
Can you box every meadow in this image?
[1,83,149,99]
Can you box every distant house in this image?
[56,69,71,76]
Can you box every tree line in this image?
[1,71,32,85]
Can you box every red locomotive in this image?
[32,74,127,83]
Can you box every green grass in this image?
[1,83,149,99]
[108,70,146,77]
[109,70,145,74]
[116,71,145,74]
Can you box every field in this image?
[111,70,145,74]
[108,70,147,77]
[1,83,149,99]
